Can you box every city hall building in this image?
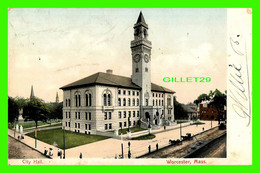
[60,12,175,134]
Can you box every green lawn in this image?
[117,127,146,135]
[9,120,61,129]
[176,120,189,124]
[131,134,156,140]
[26,128,110,149]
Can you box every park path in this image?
[8,121,219,159]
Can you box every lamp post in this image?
[180,123,182,140]
[121,132,124,159]
[35,129,37,148]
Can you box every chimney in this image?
[106,69,113,74]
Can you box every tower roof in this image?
[136,11,146,24]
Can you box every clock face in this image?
[134,54,141,63]
[144,54,149,63]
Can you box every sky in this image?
[8,8,227,104]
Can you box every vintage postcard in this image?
[7,8,252,165]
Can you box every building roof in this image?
[60,72,175,93]
[182,105,197,113]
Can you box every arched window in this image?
[108,94,111,106]
[89,94,92,106]
[167,96,171,106]
[75,92,81,107]
[104,94,107,106]
[86,94,89,106]
[103,89,112,106]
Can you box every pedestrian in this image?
[79,152,82,159]
[202,127,204,131]
[156,143,159,151]
[164,125,166,130]
[148,145,151,153]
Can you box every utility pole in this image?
[63,126,65,159]
[180,123,182,140]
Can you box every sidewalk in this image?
[8,120,219,159]
[8,129,61,159]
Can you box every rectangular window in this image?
[66,112,67,118]
[85,112,88,120]
[66,122,67,127]
[133,121,136,126]
[128,111,131,118]
[119,122,122,128]
[132,91,135,96]
[78,123,80,129]
[118,111,122,119]
[85,124,88,130]
[89,112,91,120]
[133,111,135,117]
[137,111,139,117]
[104,112,107,120]
[118,90,121,95]
[146,99,148,106]
[105,124,108,130]
[89,124,91,130]
[68,122,70,127]
[75,123,77,128]
[109,112,112,119]
[128,91,131,95]
[78,112,81,119]
[123,111,126,118]
[109,123,112,129]
[69,112,71,119]
[137,92,139,96]
[75,112,77,119]
[123,90,126,95]
[129,121,131,126]
[124,122,127,127]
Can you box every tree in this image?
[14,96,28,109]
[174,96,188,120]
[23,97,49,129]
[194,89,226,124]
[47,102,63,120]
[8,96,19,123]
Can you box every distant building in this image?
[182,103,198,120]
[60,12,176,135]
[199,103,226,121]
[30,85,34,100]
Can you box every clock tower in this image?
[131,12,152,106]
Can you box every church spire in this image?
[56,92,59,103]
[30,85,34,100]
[136,11,146,24]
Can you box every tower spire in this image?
[136,11,146,24]
[30,85,34,100]
[56,92,59,103]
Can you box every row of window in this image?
[152,93,164,98]
[152,99,164,106]
[118,98,139,106]
[65,122,92,130]
[118,90,140,96]
[65,112,92,120]
[65,93,92,107]
[118,111,139,119]
[104,121,137,130]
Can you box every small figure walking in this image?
[79,152,82,159]
[164,125,166,130]
[156,143,159,151]
[202,127,204,131]
[148,145,151,153]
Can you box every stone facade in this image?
[61,12,175,134]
